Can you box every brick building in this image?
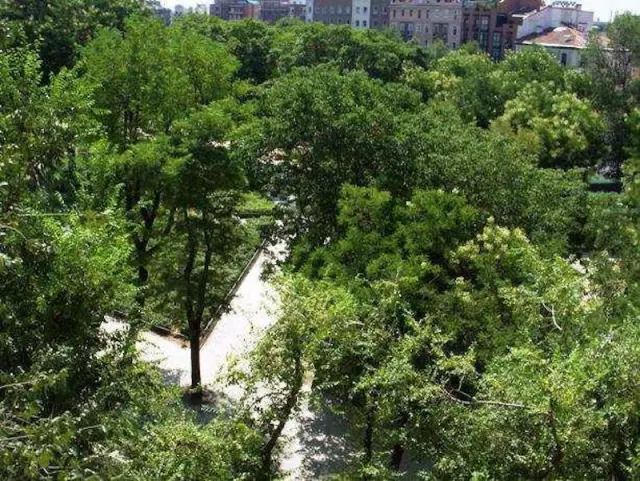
[461,0,542,61]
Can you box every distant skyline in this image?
[161,0,639,22]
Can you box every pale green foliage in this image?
[494,81,607,169]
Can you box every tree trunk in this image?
[364,403,376,465]
[183,218,201,400]
[390,443,405,471]
[389,411,409,471]
[189,323,202,392]
[259,351,303,479]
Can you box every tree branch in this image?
[440,386,528,410]
[542,302,562,331]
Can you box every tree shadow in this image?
[293,405,358,478]
[158,367,186,385]
[181,386,241,425]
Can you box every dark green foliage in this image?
[2,4,640,480]
[0,0,147,79]
[239,65,423,246]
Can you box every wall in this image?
[390,0,462,48]
[518,5,594,38]
[516,43,582,66]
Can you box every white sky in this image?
[161,0,639,22]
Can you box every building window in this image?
[561,52,568,66]
[383,7,388,14]
[416,23,422,32]
[373,7,378,14]
[401,9,405,15]
[356,6,360,13]
[355,20,360,26]
[417,9,421,18]
[478,30,487,48]
[364,7,367,13]
[410,9,413,16]
[453,26,456,35]
[363,20,367,26]
[393,9,396,17]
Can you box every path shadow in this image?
[289,401,430,480]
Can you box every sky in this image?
[161,0,639,22]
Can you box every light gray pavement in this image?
[103,245,427,479]
[136,247,280,392]
[127,244,355,479]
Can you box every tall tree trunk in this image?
[364,402,376,465]
[390,443,405,471]
[189,323,201,391]
[183,218,201,399]
[389,411,409,471]
[259,349,303,479]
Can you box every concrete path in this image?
[137,247,282,395]
[105,244,356,479]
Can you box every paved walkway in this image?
[137,247,280,392]
[104,244,363,479]
[132,245,355,479]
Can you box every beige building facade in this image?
[389,0,462,48]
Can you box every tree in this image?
[225,20,277,84]
[582,14,640,177]
[493,81,607,169]
[238,65,423,250]
[150,102,246,394]
[416,49,505,127]
[0,0,147,79]
[415,103,587,254]
[79,16,239,293]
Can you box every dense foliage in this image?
[1,3,639,480]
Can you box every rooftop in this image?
[517,25,588,48]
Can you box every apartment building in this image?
[514,1,595,67]
[147,0,173,25]
[310,0,353,25]
[305,0,389,28]
[210,0,251,20]
[461,0,542,61]
[389,0,462,48]
[260,0,306,22]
